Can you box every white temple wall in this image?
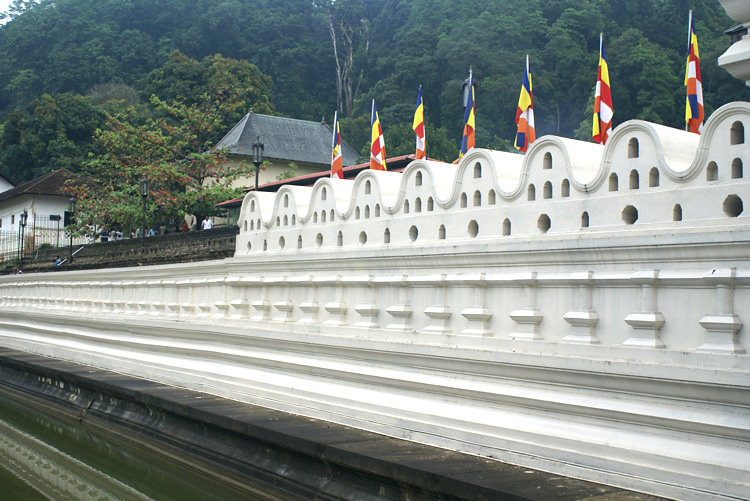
[1,103,749,500]
[236,104,749,258]
[2,244,746,355]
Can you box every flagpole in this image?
[331,110,337,177]
[685,10,692,132]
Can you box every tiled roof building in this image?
[215,112,359,175]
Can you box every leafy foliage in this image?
[0,93,105,182]
[69,93,252,233]
[139,50,274,128]
[276,162,299,181]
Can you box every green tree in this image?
[378,123,458,163]
[609,28,682,127]
[0,0,748,161]
[140,50,274,129]
[71,93,252,233]
[0,93,105,183]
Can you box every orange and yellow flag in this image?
[413,85,426,159]
[370,100,387,170]
[514,55,535,153]
[460,69,475,157]
[684,10,704,134]
[331,110,343,178]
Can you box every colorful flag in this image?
[370,100,387,170]
[331,110,343,178]
[684,10,704,134]
[592,33,613,145]
[460,69,475,157]
[514,55,536,153]
[413,85,426,159]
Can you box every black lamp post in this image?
[140,176,149,249]
[68,197,75,264]
[252,135,264,190]
[18,210,27,269]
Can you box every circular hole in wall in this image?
[278,236,285,249]
[409,225,418,241]
[622,205,638,225]
[537,214,551,233]
[467,220,479,238]
[359,231,367,244]
[315,233,323,246]
[723,194,743,217]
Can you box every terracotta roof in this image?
[0,169,77,203]
[216,155,414,208]
[214,112,359,167]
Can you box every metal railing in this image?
[0,214,87,266]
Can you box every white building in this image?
[0,169,77,261]
[214,111,359,189]
[0,172,14,194]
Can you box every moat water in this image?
[0,391,283,500]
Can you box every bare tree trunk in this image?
[327,12,368,117]
[328,14,344,115]
[352,20,369,106]
[339,19,354,117]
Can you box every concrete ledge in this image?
[0,347,661,501]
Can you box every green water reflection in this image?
[0,391,275,500]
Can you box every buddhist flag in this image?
[684,10,704,134]
[413,85,426,159]
[592,33,613,145]
[514,55,536,153]
[331,110,343,178]
[460,69,475,157]
[370,100,387,170]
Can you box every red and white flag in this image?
[593,33,613,145]
[370,100,387,170]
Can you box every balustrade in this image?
[2,267,745,356]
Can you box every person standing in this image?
[201,216,213,230]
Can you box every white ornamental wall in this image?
[236,102,748,258]
[1,103,749,500]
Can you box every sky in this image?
[0,1,13,23]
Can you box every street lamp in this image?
[140,176,149,249]
[68,197,76,264]
[18,210,27,269]
[252,135,264,190]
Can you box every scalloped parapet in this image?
[236,102,750,256]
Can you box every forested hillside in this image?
[0,0,748,185]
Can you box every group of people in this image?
[92,216,215,242]
[100,229,125,242]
